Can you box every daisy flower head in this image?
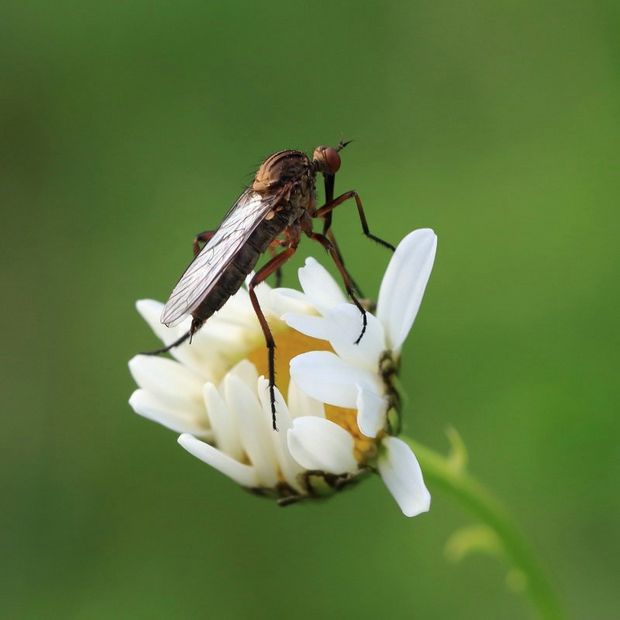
[129,228,437,516]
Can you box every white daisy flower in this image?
[128,228,437,516]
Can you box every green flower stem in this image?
[403,436,565,620]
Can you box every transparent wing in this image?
[161,190,276,327]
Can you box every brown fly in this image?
[143,141,394,430]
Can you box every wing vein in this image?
[160,190,277,326]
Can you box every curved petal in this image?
[356,383,388,438]
[257,377,304,492]
[136,300,208,374]
[378,437,431,517]
[271,287,309,305]
[290,351,382,409]
[129,389,211,437]
[298,257,346,314]
[323,304,386,370]
[270,287,315,318]
[216,286,253,323]
[178,434,258,487]
[376,229,437,353]
[287,379,325,419]
[287,417,357,474]
[227,359,259,390]
[285,304,385,371]
[128,355,204,414]
[136,299,182,340]
[203,383,244,461]
[224,374,279,487]
[282,312,332,341]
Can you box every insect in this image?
[144,141,394,430]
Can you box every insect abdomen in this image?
[192,212,288,322]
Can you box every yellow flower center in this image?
[246,325,377,464]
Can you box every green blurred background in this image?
[2,1,618,618]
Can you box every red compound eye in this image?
[323,147,341,174]
[313,146,341,174]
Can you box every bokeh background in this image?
[2,1,618,618]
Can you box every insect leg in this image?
[274,267,283,288]
[307,232,368,344]
[248,245,298,430]
[193,230,216,257]
[326,229,364,297]
[322,173,335,236]
[320,174,364,296]
[315,191,396,252]
[268,238,289,287]
[140,317,203,356]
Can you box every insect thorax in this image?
[252,150,314,193]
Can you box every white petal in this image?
[252,281,276,317]
[285,304,386,370]
[298,257,346,314]
[290,351,382,408]
[287,417,357,474]
[356,383,388,438]
[215,287,254,325]
[376,229,437,352]
[184,318,260,381]
[129,389,211,437]
[282,313,332,341]
[136,300,208,373]
[224,374,279,487]
[378,437,431,517]
[227,359,259,389]
[203,383,244,461]
[194,317,255,354]
[270,287,315,318]
[321,304,385,370]
[136,299,177,340]
[128,355,204,414]
[196,316,248,343]
[257,378,304,491]
[287,379,325,419]
[136,299,189,346]
[178,434,258,487]
[271,287,309,305]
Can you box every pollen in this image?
[246,326,377,463]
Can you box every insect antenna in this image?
[336,138,353,152]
